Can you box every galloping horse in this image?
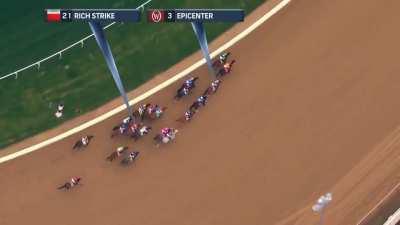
[72,135,93,150]
[146,105,167,120]
[133,103,151,121]
[212,52,231,70]
[174,77,199,100]
[153,129,179,147]
[203,80,222,96]
[121,151,140,165]
[131,125,152,141]
[111,124,129,138]
[189,96,208,112]
[106,146,128,162]
[217,60,236,78]
[57,177,82,190]
[176,110,196,123]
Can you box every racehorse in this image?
[189,96,207,112]
[106,146,128,162]
[133,103,151,121]
[212,52,231,70]
[174,77,199,100]
[57,177,82,190]
[121,151,140,166]
[111,121,144,139]
[176,110,196,123]
[217,60,236,78]
[72,135,93,150]
[131,125,152,141]
[174,87,189,100]
[189,101,202,112]
[203,80,222,96]
[153,129,178,147]
[146,105,167,120]
[111,124,129,138]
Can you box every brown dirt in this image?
[1,0,400,225]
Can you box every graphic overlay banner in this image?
[45,9,141,22]
[147,9,244,23]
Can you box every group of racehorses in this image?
[59,52,235,191]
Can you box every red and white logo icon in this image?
[148,9,164,23]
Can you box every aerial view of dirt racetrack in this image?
[1,0,400,224]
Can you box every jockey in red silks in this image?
[223,62,232,73]
[161,127,171,136]
[130,123,140,134]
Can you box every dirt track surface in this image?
[1,0,400,225]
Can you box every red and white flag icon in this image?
[46,9,61,22]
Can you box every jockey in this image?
[182,87,190,96]
[197,95,208,106]
[211,79,221,91]
[184,110,194,121]
[119,125,127,134]
[122,116,132,125]
[219,52,228,64]
[147,104,156,115]
[154,105,163,117]
[81,136,89,146]
[223,62,231,73]
[70,177,81,187]
[184,77,196,89]
[161,127,173,137]
[116,146,125,156]
[139,126,151,136]
[130,123,140,134]
[128,152,137,160]
[138,104,147,117]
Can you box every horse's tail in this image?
[57,184,66,190]
[174,93,180,100]
[106,153,114,161]
[203,88,211,96]
[73,141,80,149]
